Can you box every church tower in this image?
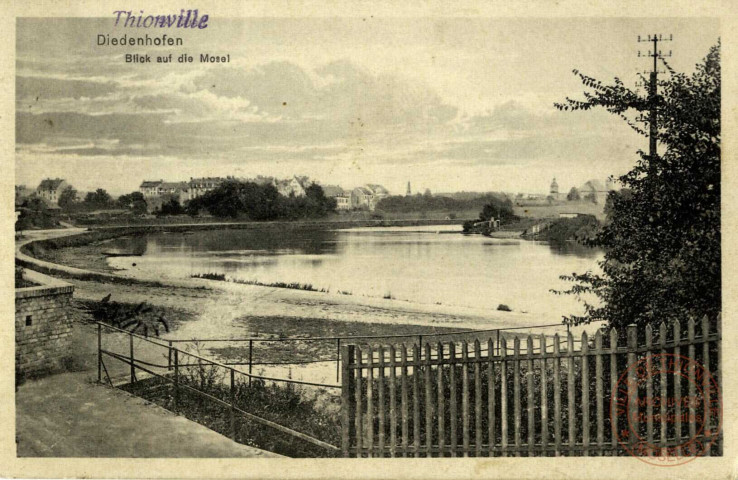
[406,182,411,196]
[550,177,560,200]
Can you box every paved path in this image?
[16,371,280,458]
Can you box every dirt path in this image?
[16,371,280,457]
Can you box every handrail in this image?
[97,321,340,389]
[100,348,339,451]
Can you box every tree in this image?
[304,183,337,217]
[553,42,720,330]
[58,186,78,210]
[84,188,113,209]
[16,197,57,230]
[117,191,148,215]
[479,199,515,223]
[156,197,185,216]
[566,187,580,201]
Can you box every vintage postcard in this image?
[1,1,735,479]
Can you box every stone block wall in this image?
[15,283,75,378]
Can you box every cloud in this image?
[15,54,636,193]
[17,76,118,101]
[16,59,465,158]
[189,60,458,127]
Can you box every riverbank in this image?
[74,216,467,229]
[18,227,566,335]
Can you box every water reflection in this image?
[547,241,602,259]
[107,226,602,320]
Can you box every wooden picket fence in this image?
[340,316,721,457]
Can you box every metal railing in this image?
[96,321,340,452]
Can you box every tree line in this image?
[377,192,515,218]
[16,180,338,229]
[185,180,336,220]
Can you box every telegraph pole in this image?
[637,33,672,158]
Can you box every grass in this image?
[121,369,341,457]
[191,273,328,293]
[192,272,226,281]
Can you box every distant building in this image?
[550,177,560,200]
[579,179,614,204]
[321,185,351,210]
[140,180,190,200]
[36,178,68,205]
[139,180,164,198]
[138,179,190,212]
[350,184,390,211]
[350,186,373,210]
[161,182,189,197]
[335,195,351,210]
[366,184,389,205]
[187,177,226,200]
[406,182,411,196]
[275,175,310,197]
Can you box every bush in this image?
[122,372,341,457]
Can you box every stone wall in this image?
[15,280,75,378]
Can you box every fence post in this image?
[567,332,574,454]
[496,330,500,356]
[168,341,173,371]
[174,349,179,412]
[341,344,355,457]
[230,369,236,440]
[627,324,638,452]
[673,321,682,456]
[129,333,135,384]
[97,323,102,383]
[701,316,712,457]
[336,338,341,383]
[716,313,722,456]
[249,339,254,387]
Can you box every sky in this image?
[15,17,719,196]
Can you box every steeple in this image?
[406,181,411,196]
[550,177,560,199]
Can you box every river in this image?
[104,225,602,323]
